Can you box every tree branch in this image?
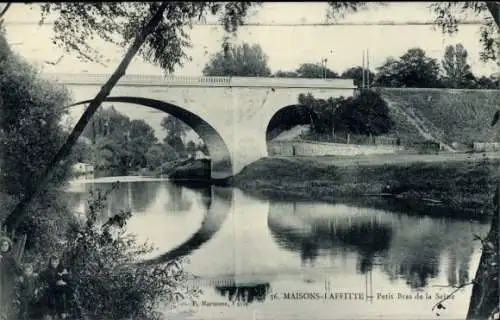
[485,1,500,28]
[0,3,11,19]
[431,281,475,312]
[2,1,170,237]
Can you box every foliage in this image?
[297,93,340,135]
[161,143,182,163]
[296,63,339,78]
[341,66,376,88]
[334,90,393,135]
[325,2,374,20]
[271,90,392,139]
[475,75,499,89]
[160,115,189,142]
[272,63,339,79]
[374,48,442,88]
[0,31,76,250]
[145,143,165,170]
[70,138,93,164]
[202,42,271,76]
[441,43,476,88]
[37,2,261,70]
[430,2,499,63]
[128,119,158,169]
[81,106,160,174]
[273,70,299,78]
[56,185,200,319]
[161,115,191,158]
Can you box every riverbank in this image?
[233,154,500,220]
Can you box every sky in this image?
[2,2,498,77]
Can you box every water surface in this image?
[67,177,490,320]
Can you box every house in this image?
[72,162,94,175]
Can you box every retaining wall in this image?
[267,140,404,156]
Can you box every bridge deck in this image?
[42,73,355,89]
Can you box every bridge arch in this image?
[69,96,232,179]
[265,104,312,141]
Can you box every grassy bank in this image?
[233,155,499,220]
[380,88,500,145]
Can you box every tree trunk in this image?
[3,1,170,236]
[466,182,499,320]
[466,7,500,317]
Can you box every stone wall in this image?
[473,142,500,152]
[267,140,404,157]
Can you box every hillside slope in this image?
[379,88,500,147]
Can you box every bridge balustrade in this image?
[42,73,355,89]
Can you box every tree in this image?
[374,48,442,88]
[334,90,393,136]
[341,66,376,88]
[145,143,164,170]
[273,70,298,78]
[441,44,476,88]
[298,93,340,135]
[296,63,339,78]
[160,115,190,157]
[431,2,499,63]
[0,29,75,252]
[202,42,271,76]
[373,57,402,87]
[82,106,158,174]
[476,75,499,89]
[128,119,158,170]
[160,115,189,142]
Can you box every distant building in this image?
[72,162,94,175]
[193,150,210,160]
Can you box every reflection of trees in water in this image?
[447,236,474,287]
[269,202,486,290]
[164,183,193,212]
[215,283,270,304]
[268,211,393,274]
[130,181,162,212]
[381,227,443,289]
[381,219,482,289]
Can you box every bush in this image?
[333,89,393,136]
[0,29,75,252]
[57,184,200,319]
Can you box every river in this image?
[66,176,490,320]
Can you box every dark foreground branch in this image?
[0,3,11,19]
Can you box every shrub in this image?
[58,184,200,319]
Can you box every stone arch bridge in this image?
[43,73,355,179]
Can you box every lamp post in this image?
[321,58,329,79]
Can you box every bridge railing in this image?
[42,73,355,89]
